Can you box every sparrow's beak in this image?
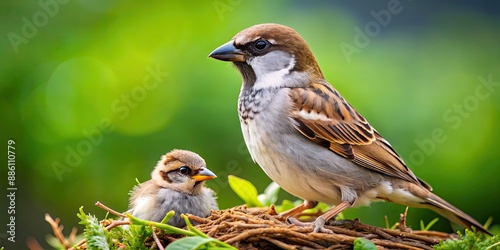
[209,40,245,62]
[191,168,217,181]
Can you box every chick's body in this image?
[128,149,218,227]
[129,180,217,227]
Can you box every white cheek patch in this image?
[251,51,296,89]
[296,109,332,122]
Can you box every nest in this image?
[183,205,454,250]
[39,204,456,250]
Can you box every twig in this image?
[224,227,303,243]
[371,238,431,250]
[105,220,130,230]
[233,222,270,228]
[68,227,78,246]
[282,235,326,249]
[71,239,86,250]
[399,206,411,233]
[187,214,211,224]
[413,230,456,238]
[26,237,44,250]
[95,201,126,218]
[376,227,445,244]
[45,214,66,246]
[45,213,77,249]
[261,212,287,225]
[309,232,356,244]
[260,236,297,250]
[152,227,165,250]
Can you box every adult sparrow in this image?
[209,23,490,234]
[128,149,218,227]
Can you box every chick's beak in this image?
[191,168,217,181]
[208,40,245,62]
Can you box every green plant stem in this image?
[160,211,175,224]
[485,241,500,250]
[181,214,206,238]
[126,214,196,236]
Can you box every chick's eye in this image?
[179,166,191,175]
[253,39,269,51]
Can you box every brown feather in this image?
[290,81,426,188]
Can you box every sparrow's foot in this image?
[286,200,353,233]
[287,217,333,233]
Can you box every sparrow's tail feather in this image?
[426,193,491,235]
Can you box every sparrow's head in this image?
[151,149,216,195]
[209,23,323,88]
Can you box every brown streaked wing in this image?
[289,81,427,188]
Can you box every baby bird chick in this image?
[128,149,218,227]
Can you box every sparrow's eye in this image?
[253,39,270,52]
[178,166,191,175]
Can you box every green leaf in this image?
[165,236,218,250]
[257,182,280,206]
[316,203,329,211]
[303,202,330,215]
[484,216,494,230]
[353,238,377,250]
[228,175,264,207]
[425,218,439,231]
[420,218,439,231]
[274,199,296,212]
[46,235,64,249]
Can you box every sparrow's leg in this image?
[287,201,352,233]
[312,201,351,232]
[278,200,318,219]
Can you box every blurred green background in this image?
[1,1,499,248]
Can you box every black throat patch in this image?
[234,62,256,90]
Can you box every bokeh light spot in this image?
[45,57,117,138]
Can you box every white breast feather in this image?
[131,196,153,216]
